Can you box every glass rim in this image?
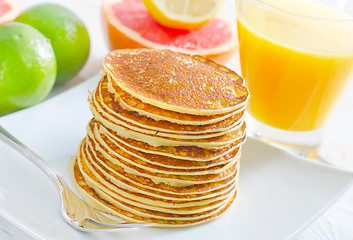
[245,0,353,22]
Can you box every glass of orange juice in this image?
[236,0,353,157]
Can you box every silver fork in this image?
[0,125,156,232]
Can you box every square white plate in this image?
[1,74,353,240]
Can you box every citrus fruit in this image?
[0,0,21,25]
[142,0,225,30]
[0,22,56,115]
[15,3,90,84]
[102,0,237,65]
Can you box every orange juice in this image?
[237,0,353,131]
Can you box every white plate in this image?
[1,74,353,240]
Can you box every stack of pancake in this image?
[71,49,249,227]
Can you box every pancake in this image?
[90,89,244,140]
[118,94,244,125]
[78,146,237,211]
[87,119,246,161]
[71,158,237,227]
[104,49,249,115]
[87,123,240,174]
[85,136,238,187]
[88,121,241,170]
[106,73,245,125]
[97,118,245,149]
[71,49,248,227]
[78,136,237,202]
[90,76,245,136]
[77,143,238,199]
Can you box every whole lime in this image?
[0,22,56,115]
[15,3,90,84]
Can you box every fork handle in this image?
[0,125,64,192]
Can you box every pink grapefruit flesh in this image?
[102,0,237,64]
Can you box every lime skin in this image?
[0,22,57,115]
[15,3,90,84]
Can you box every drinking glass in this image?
[236,0,353,158]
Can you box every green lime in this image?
[0,22,56,115]
[15,3,90,84]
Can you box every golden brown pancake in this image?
[90,89,244,140]
[104,49,249,115]
[78,145,237,211]
[87,122,240,173]
[88,121,241,170]
[91,76,245,135]
[76,142,238,199]
[71,158,237,227]
[85,135,238,186]
[105,73,245,125]
[97,117,246,149]
[89,118,246,161]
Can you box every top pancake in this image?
[103,49,249,116]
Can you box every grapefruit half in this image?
[0,0,20,25]
[101,0,237,64]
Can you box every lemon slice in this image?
[143,0,225,30]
